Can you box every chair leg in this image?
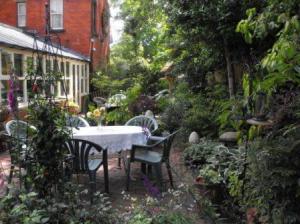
[118,152,122,169]
[147,165,152,176]
[166,162,174,188]
[154,164,163,190]
[126,161,131,191]
[141,163,146,175]
[8,165,14,184]
[6,165,14,194]
[103,152,109,194]
[88,171,96,201]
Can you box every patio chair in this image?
[66,115,90,128]
[5,120,36,184]
[114,115,159,168]
[125,115,158,134]
[126,130,179,191]
[63,139,109,198]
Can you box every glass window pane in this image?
[18,15,26,27]
[16,80,25,103]
[46,59,51,73]
[66,62,70,77]
[14,54,23,77]
[18,3,26,27]
[26,57,33,70]
[60,61,65,74]
[60,80,70,96]
[53,59,58,72]
[50,0,63,13]
[1,52,12,75]
[51,15,63,29]
[0,80,9,105]
[18,3,26,15]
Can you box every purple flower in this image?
[7,75,18,113]
[142,175,161,198]
[0,172,4,192]
[142,127,150,140]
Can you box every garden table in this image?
[71,126,148,155]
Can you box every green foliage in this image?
[183,140,221,167]
[26,99,70,195]
[106,83,142,124]
[243,137,300,223]
[237,0,300,95]
[0,184,117,224]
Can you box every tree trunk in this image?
[223,38,235,98]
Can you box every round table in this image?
[72,126,148,154]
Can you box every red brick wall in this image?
[0,0,109,70]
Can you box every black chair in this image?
[64,139,109,197]
[126,130,179,191]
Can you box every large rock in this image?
[145,110,154,118]
[189,131,200,144]
[219,131,238,142]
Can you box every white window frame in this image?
[17,2,26,27]
[50,0,64,30]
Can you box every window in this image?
[85,64,89,93]
[17,2,26,27]
[1,51,12,75]
[60,61,70,96]
[91,0,97,35]
[14,54,23,77]
[0,80,9,105]
[50,0,63,30]
[0,51,25,105]
[81,65,84,93]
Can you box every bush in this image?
[243,137,300,223]
[0,184,118,224]
[183,140,221,168]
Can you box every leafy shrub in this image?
[243,137,300,223]
[183,140,221,167]
[0,184,118,224]
[129,95,156,115]
[106,83,142,124]
[161,99,187,132]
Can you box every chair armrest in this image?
[64,154,75,162]
[148,136,165,141]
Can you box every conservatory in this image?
[0,23,90,110]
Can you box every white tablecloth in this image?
[72,126,147,154]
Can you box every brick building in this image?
[0,0,110,71]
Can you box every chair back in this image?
[5,120,33,141]
[162,130,179,162]
[66,115,90,128]
[64,139,106,172]
[125,115,158,134]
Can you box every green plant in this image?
[242,137,300,223]
[0,184,118,224]
[183,140,221,167]
[106,83,142,124]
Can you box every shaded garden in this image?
[1,0,300,223]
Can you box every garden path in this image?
[0,144,206,223]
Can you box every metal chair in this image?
[63,139,109,197]
[5,120,36,184]
[126,130,179,191]
[66,115,90,128]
